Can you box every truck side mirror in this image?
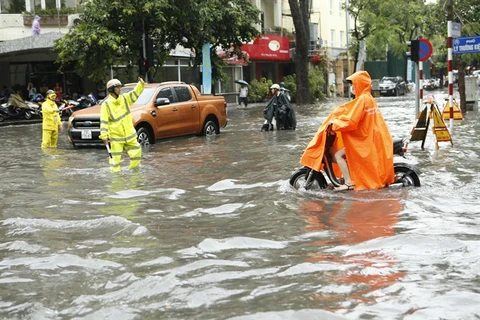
[155,97,170,107]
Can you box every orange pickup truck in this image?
[67,82,227,147]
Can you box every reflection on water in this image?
[0,97,479,319]
[298,194,406,313]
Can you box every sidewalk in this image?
[227,102,264,110]
[0,118,42,127]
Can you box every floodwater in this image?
[1,92,479,320]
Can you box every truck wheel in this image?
[137,127,152,146]
[202,120,219,136]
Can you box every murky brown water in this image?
[1,92,479,319]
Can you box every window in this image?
[340,31,344,48]
[173,86,192,102]
[157,87,174,103]
[339,0,343,16]
[329,0,333,14]
[330,29,335,48]
[129,87,156,105]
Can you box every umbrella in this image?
[235,80,249,86]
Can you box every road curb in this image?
[0,119,42,127]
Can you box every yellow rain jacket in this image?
[300,71,394,191]
[42,99,61,131]
[99,81,145,141]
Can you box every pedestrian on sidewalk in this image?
[238,84,248,108]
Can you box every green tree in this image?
[308,65,326,100]
[348,0,429,80]
[346,0,387,68]
[54,0,260,82]
[288,0,313,104]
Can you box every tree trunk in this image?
[288,0,313,104]
[457,57,467,114]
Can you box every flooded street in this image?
[1,92,479,319]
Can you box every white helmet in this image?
[270,84,280,90]
[106,79,123,92]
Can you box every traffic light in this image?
[406,40,420,63]
[145,36,154,70]
[139,59,147,76]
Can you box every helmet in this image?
[106,79,123,92]
[46,90,56,100]
[270,84,280,90]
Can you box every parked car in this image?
[67,82,227,148]
[377,76,407,96]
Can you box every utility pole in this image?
[446,0,454,131]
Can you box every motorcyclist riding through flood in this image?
[291,70,420,191]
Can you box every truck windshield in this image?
[119,87,156,105]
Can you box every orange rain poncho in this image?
[300,71,394,191]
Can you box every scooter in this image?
[26,93,44,119]
[289,126,421,191]
[0,103,35,122]
[61,93,97,117]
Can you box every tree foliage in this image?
[347,0,428,67]
[346,0,479,114]
[54,0,260,82]
[347,0,388,65]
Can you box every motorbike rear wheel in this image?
[393,165,421,187]
[289,167,328,190]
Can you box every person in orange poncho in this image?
[300,70,394,191]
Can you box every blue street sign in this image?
[453,36,480,54]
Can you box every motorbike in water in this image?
[289,126,421,191]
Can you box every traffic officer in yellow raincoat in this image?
[41,90,63,149]
[99,77,145,173]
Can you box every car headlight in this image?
[68,116,74,126]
